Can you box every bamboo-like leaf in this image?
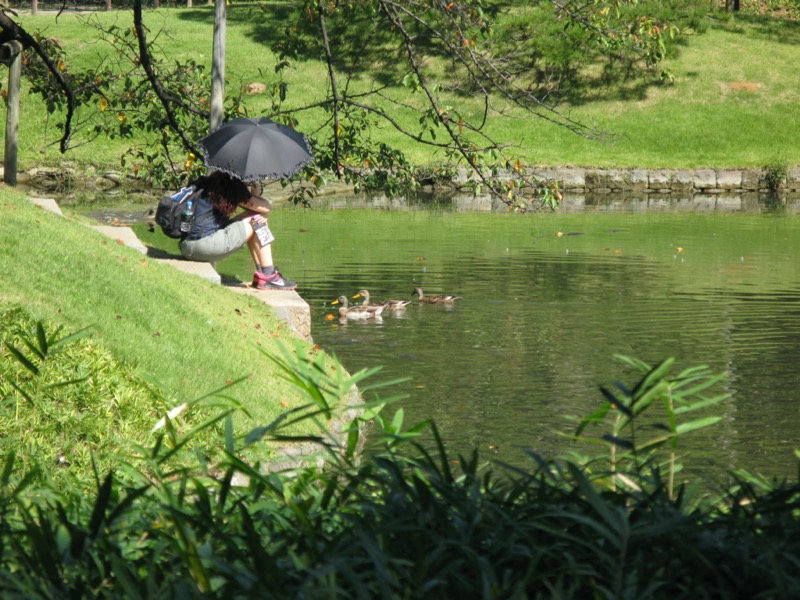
[567,462,625,537]
[4,342,39,375]
[575,400,614,436]
[600,386,633,418]
[225,415,234,454]
[89,472,114,540]
[676,416,721,435]
[637,433,675,451]
[631,358,674,399]
[7,379,35,405]
[35,321,48,356]
[673,393,729,414]
[601,434,634,449]
[0,452,16,487]
[47,325,93,354]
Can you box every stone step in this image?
[226,284,311,340]
[28,197,63,216]
[90,225,148,254]
[154,258,221,285]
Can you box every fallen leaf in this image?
[299,228,308,232]
[153,331,161,336]
[676,247,684,252]
[325,314,335,321]
[416,257,426,261]
[556,231,564,237]
[613,250,622,255]
[254,323,261,329]
[280,400,289,408]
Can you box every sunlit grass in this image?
[10,5,800,174]
[0,186,320,438]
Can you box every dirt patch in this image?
[728,81,760,92]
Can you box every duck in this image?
[411,287,462,304]
[353,289,412,311]
[332,295,385,320]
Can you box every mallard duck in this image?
[332,295,385,320]
[353,289,411,311]
[411,287,461,304]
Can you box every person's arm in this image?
[239,194,272,215]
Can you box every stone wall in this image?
[522,167,800,194]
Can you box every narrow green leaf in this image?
[48,325,94,354]
[35,321,48,356]
[673,393,729,414]
[4,343,38,375]
[676,416,722,435]
[601,434,634,449]
[89,472,114,540]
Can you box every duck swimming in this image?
[411,287,461,304]
[353,289,412,311]
[332,295,385,319]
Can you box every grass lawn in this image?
[0,185,338,446]
[7,4,800,177]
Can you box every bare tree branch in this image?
[132,0,202,156]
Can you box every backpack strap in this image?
[180,187,214,240]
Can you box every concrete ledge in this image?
[155,258,222,284]
[91,225,148,254]
[226,284,311,340]
[27,197,63,216]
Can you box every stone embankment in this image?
[517,167,800,195]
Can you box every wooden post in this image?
[1,40,23,187]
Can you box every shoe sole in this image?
[253,284,297,291]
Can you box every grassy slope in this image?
[0,186,324,434]
[8,6,800,173]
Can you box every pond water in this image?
[86,192,800,484]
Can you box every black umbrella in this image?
[198,117,314,182]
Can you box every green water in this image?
[136,199,800,482]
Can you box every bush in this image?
[1,315,799,597]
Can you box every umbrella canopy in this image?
[198,117,314,182]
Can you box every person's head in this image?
[195,170,250,216]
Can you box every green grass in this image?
[0,186,327,445]
[8,4,800,177]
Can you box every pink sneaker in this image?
[252,269,297,291]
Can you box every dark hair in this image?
[193,171,250,217]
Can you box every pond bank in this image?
[11,164,800,216]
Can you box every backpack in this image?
[155,186,205,239]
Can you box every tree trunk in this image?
[2,41,23,186]
[210,0,226,131]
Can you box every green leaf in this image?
[675,416,722,435]
[4,342,39,375]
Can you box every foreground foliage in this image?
[0,317,798,597]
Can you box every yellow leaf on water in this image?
[99,97,108,111]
